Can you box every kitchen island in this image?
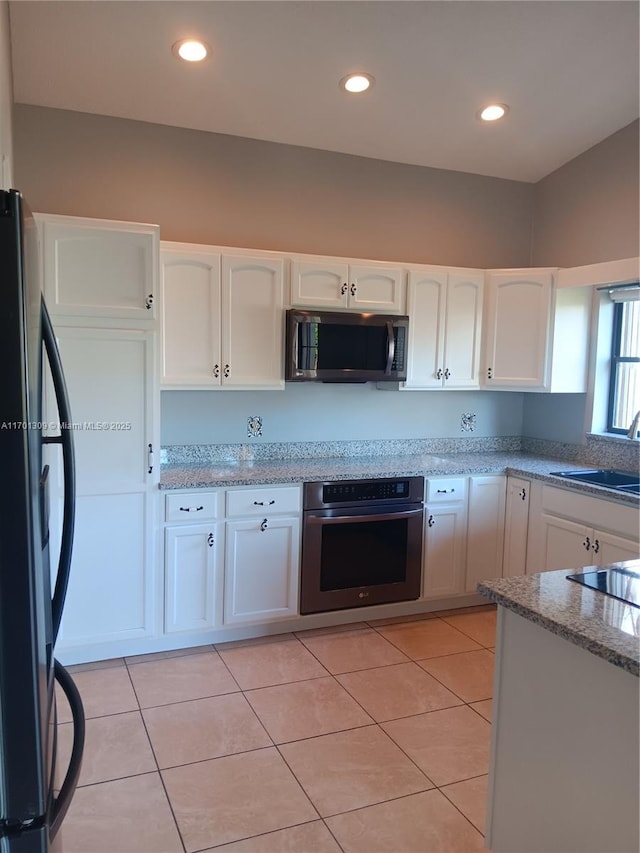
[479,563,639,853]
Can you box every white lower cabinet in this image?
[423,478,467,598]
[164,486,301,632]
[224,516,300,625]
[527,483,640,573]
[58,492,155,646]
[502,476,530,578]
[165,523,224,633]
[465,476,506,592]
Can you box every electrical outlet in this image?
[461,412,476,432]
[247,415,263,438]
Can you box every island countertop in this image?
[478,562,640,676]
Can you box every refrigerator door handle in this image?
[41,300,76,643]
[50,660,85,839]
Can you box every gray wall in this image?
[532,120,639,267]
[13,105,533,269]
[13,106,639,447]
[161,387,524,446]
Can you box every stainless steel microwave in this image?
[285,309,409,382]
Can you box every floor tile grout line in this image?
[411,659,493,706]
[438,777,488,837]
[133,689,189,853]
[187,817,345,853]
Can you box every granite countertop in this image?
[478,563,640,676]
[160,450,640,505]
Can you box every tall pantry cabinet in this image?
[37,214,161,660]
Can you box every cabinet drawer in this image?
[226,486,301,517]
[426,477,467,503]
[165,492,220,522]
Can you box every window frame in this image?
[606,300,640,434]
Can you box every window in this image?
[607,298,640,434]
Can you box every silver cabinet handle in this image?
[436,488,455,494]
[436,368,443,380]
[223,364,230,378]
[147,443,153,474]
[350,283,356,296]
[207,533,214,547]
[260,518,268,532]
[519,488,527,501]
[487,367,493,379]
[213,364,220,378]
[179,505,204,513]
[428,514,435,528]
[444,368,450,379]
[254,500,275,506]
[593,539,600,554]
[341,283,348,295]
[583,537,591,551]
[145,294,154,310]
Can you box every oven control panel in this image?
[323,480,410,503]
[304,476,424,510]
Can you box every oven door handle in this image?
[305,507,423,525]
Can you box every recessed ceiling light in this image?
[340,73,375,94]
[173,39,209,63]
[479,104,509,122]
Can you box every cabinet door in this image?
[484,271,552,388]
[160,248,221,386]
[47,327,159,651]
[404,270,447,389]
[502,477,530,578]
[348,265,404,313]
[56,492,155,646]
[466,476,506,592]
[224,516,300,624]
[290,260,348,309]
[40,216,159,321]
[165,523,223,633]
[538,514,591,572]
[594,529,640,566]
[423,504,467,598]
[221,255,285,388]
[443,272,483,388]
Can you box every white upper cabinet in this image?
[483,270,552,388]
[38,214,159,322]
[405,268,483,389]
[483,269,591,392]
[160,243,285,389]
[161,246,221,385]
[290,258,404,313]
[222,255,285,388]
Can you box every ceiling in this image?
[8,1,640,183]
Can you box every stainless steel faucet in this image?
[627,410,640,439]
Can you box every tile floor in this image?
[56,605,496,853]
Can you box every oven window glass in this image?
[319,517,408,591]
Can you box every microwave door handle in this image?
[385,321,395,375]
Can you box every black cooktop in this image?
[567,566,640,608]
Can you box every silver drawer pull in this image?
[436,488,455,493]
[254,499,275,506]
[179,505,204,512]
[260,518,268,532]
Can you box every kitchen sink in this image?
[550,469,640,492]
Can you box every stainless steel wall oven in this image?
[300,476,424,614]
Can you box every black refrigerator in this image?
[0,189,85,852]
